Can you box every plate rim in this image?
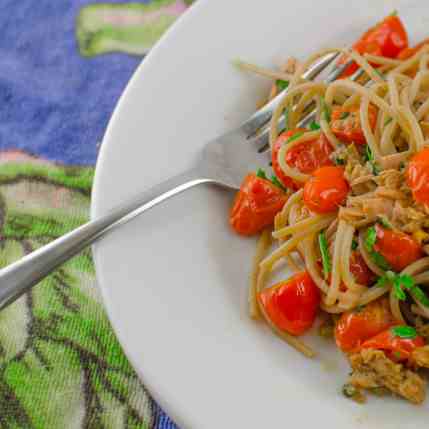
[91,1,210,426]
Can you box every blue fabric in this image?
[0,1,181,427]
[1,0,141,165]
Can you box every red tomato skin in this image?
[303,166,349,214]
[374,224,423,272]
[338,15,408,77]
[258,271,320,336]
[335,299,395,352]
[406,147,429,206]
[360,328,425,361]
[398,37,429,60]
[230,174,287,236]
[272,130,333,190]
[331,105,377,145]
[350,251,375,286]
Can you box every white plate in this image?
[92,1,429,427]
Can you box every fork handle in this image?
[0,168,210,310]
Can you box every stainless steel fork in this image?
[0,52,352,310]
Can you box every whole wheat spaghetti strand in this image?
[234,60,293,81]
[273,214,334,239]
[249,229,272,319]
[325,220,347,306]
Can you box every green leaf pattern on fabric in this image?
[0,153,153,428]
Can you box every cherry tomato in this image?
[258,271,320,335]
[335,299,395,352]
[338,14,408,77]
[303,166,349,213]
[406,147,429,206]
[331,105,377,145]
[230,173,288,236]
[398,37,429,60]
[374,224,423,272]
[360,327,425,361]
[350,251,375,286]
[272,129,333,190]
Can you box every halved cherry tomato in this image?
[398,37,429,60]
[272,129,334,190]
[406,147,429,206]
[350,251,375,286]
[258,271,320,335]
[331,105,377,145]
[360,327,425,361]
[303,166,349,213]
[335,298,395,352]
[338,14,408,77]
[373,224,423,272]
[230,173,288,236]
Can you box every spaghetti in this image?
[230,13,429,404]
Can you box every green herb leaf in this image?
[376,271,400,288]
[335,157,346,166]
[276,79,289,92]
[384,117,393,127]
[391,326,417,339]
[355,304,366,313]
[256,168,267,180]
[351,239,358,250]
[283,107,290,131]
[377,216,392,229]
[375,276,388,288]
[410,285,429,307]
[365,227,377,252]
[393,279,407,301]
[318,231,331,279]
[340,111,350,120]
[397,274,414,290]
[369,250,392,271]
[288,131,305,143]
[320,96,331,122]
[365,227,392,270]
[270,175,287,192]
[374,69,385,80]
[364,145,374,162]
[309,121,321,131]
[371,162,381,176]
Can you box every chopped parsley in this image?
[365,227,392,271]
[270,175,287,192]
[340,111,350,120]
[375,271,429,305]
[376,216,392,229]
[365,227,377,251]
[320,96,331,122]
[364,144,374,162]
[391,326,417,339]
[335,157,346,166]
[288,131,305,143]
[384,117,393,127]
[256,168,268,180]
[374,69,385,80]
[309,121,321,131]
[364,145,380,175]
[256,168,287,191]
[276,79,289,92]
[318,231,331,279]
[410,284,429,307]
[283,107,290,131]
[351,239,358,250]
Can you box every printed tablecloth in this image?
[0,1,192,427]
